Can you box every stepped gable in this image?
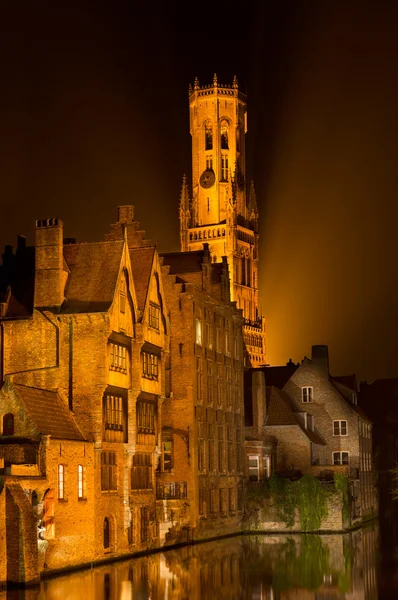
[13,384,85,441]
[129,246,155,312]
[62,240,124,313]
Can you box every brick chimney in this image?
[34,218,68,308]
[252,370,266,430]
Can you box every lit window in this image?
[105,395,124,431]
[78,465,84,499]
[333,420,348,436]
[142,351,159,379]
[149,303,160,330]
[302,387,313,403]
[333,452,349,465]
[161,428,173,472]
[195,318,202,345]
[58,464,64,499]
[248,455,260,481]
[109,343,127,372]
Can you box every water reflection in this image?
[0,523,389,599]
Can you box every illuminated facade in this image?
[179,75,266,366]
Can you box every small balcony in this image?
[156,481,187,500]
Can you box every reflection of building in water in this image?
[28,530,379,599]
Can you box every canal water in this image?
[3,520,398,599]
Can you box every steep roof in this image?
[62,241,123,313]
[13,384,85,441]
[266,387,326,445]
[331,379,371,423]
[333,374,358,392]
[129,247,155,312]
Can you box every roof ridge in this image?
[12,382,58,394]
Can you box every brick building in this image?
[160,244,245,540]
[0,207,173,582]
[244,345,377,521]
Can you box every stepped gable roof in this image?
[160,250,203,275]
[13,384,85,441]
[266,387,326,445]
[129,246,156,312]
[62,241,123,313]
[211,262,224,283]
[262,362,298,389]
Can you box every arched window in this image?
[220,120,229,149]
[104,517,110,549]
[205,122,213,151]
[3,413,14,435]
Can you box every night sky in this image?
[1,2,398,383]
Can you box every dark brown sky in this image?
[1,2,398,382]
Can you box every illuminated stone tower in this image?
[179,75,266,366]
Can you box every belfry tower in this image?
[179,75,266,366]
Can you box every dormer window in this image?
[302,387,313,403]
[2,413,14,435]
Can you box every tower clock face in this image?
[200,169,215,189]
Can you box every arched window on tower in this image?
[205,122,213,151]
[220,120,229,149]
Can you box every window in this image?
[140,507,149,543]
[220,121,229,149]
[161,428,173,472]
[137,401,155,435]
[218,425,224,472]
[205,122,213,150]
[234,332,240,360]
[119,279,126,313]
[333,420,348,436]
[2,413,14,435]
[149,303,160,330]
[219,488,227,514]
[221,155,229,181]
[227,427,234,472]
[225,329,232,357]
[109,343,127,373]
[217,363,223,406]
[105,395,124,431]
[131,454,152,490]
[198,422,205,473]
[199,489,206,516]
[58,464,65,499]
[142,352,159,379]
[101,452,117,491]
[104,517,110,549]
[234,370,240,408]
[206,157,213,170]
[206,322,213,349]
[207,360,213,405]
[248,455,260,481]
[208,424,215,472]
[302,387,313,403]
[78,465,84,499]
[196,356,203,402]
[210,489,217,515]
[215,316,222,352]
[195,317,202,345]
[333,452,349,465]
[229,488,235,512]
[236,428,242,473]
[226,366,232,407]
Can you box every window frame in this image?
[149,303,160,331]
[58,464,65,500]
[333,451,349,466]
[302,386,313,403]
[248,455,260,482]
[77,464,84,499]
[142,351,159,380]
[333,420,348,436]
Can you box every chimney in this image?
[252,370,266,429]
[34,218,68,308]
[118,205,134,223]
[311,345,329,373]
